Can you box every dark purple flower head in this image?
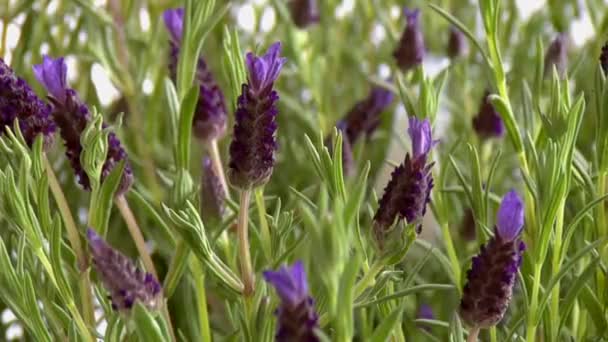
[393,8,425,71]
[87,229,162,312]
[459,191,525,328]
[163,8,227,142]
[472,92,504,139]
[289,0,320,28]
[343,85,394,144]
[263,261,320,342]
[0,59,55,149]
[600,42,608,76]
[229,42,285,189]
[245,42,287,97]
[544,33,568,79]
[373,117,435,244]
[447,26,469,59]
[33,56,132,195]
[162,8,184,43]
[200,157,226,223]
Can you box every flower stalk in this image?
[238,189,255,296]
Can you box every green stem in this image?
[440,222,461,291]
[163,239,191,298]
[526,263,543,342]
[238,189,255,296]
[115,195,176,341]
[254,188,272,262]
[353,259,384,299]
[490,327,497,342]
[549,201,565,340]
[44,155,95,327]
[597,172,607,303]
[192,259,211,342]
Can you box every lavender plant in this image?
[0,0,607,341]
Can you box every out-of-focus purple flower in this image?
[393,8,425,72]
[472,92,504,139]
[601,42,608,76]
[263,261,320,342]
[229,42,286,189]
[373,117,435,243]
[33,55,132,194]
[342,85,394,144]
[289,0,320,28]
[447,26,469,59]
[87,229,162,312]
[163,8,227,142]
[0,59,55,148]
[417,304,434,332]
[459,190,525,329]
[544,33,568,79]
[201,157,226,223]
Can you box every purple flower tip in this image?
[246,42,287,96]
[404,8,420,24]
[496,190,524,241]
[417,304,434,320]
[32,55,67,104]
[263,260,309,308]
[407,117,434,159]
[163,8,184,43]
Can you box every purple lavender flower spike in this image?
[373,117,435,244]
[87,229,162,312]
[342,85,394,144]
[600,41,608,76]
[447,26,469,59]
[544,33,568,79]
[0,59,55,149]
[163,8,227,142]
[201,157,226,223]
[263,261,320,342]
[33,56,133,194]
[289,0,320,28]
[229,42,286,189]
[393,8,425,72]
[162,8,184,43]
[459,191,525,328]
[472,91,504,139]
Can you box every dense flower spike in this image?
[447,26,469,59]
[342,85,394,144]
[33,56,133,194]
[289,0,320,28]
[263,261,320,342]
[228,42,286,189]
[460,190,525,328]
[0,59,55,148]
[472,92,504,139]
[393,8,425,72]
[373,117,434,241]
[201,157,226,223]
[544,33,568,79]
[87,229,162,311]
[163,8,228,142]
[600,41,608,76]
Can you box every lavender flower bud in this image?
[263,261,320,342]
[459,191,525,329]
[600,41,608,76]
[342,85,394,144]
[373,117,435,242]
[163,8,228,142]
[228,42,286,189]
[393,8,425,72]
[33,56,133,194]
[447,26,469,59]
[201,157,225,223]
[289,0,320,28]
[544,33,568,79]
[472,92,504,139]
[87,229,162,311]
[0,59,55,148]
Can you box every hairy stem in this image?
[192,259,211,342]
[440,222,461,292]
[254,187,272,261]
[238,189,255,296]
[163,239,191,298]
[526,263,543,342]
[44,155,95,327]
[467,326,480,342]
[353,259,384,299]
[208,139,230,197]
